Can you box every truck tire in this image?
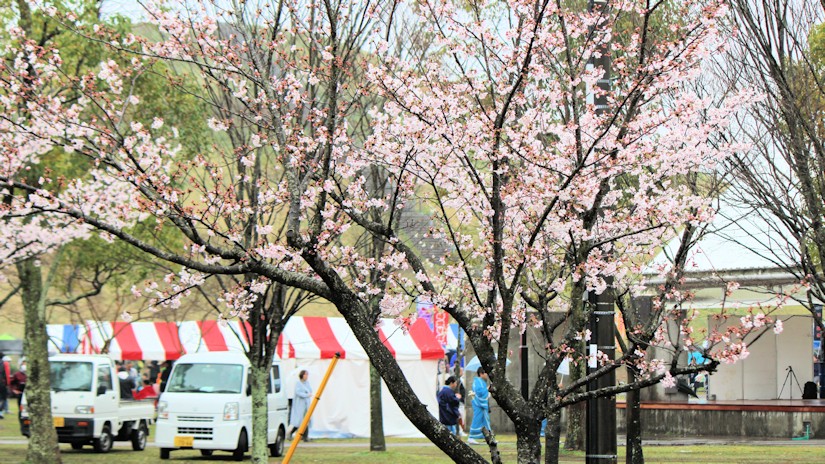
[93,424,113,453]
[200,450,214,456]
[233,429,248,461]
[270,427,285,457]
[160,448,171,460]
[131,422,148,451]
[70,442,84,450]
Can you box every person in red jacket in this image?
[10,359,26,415]
[133,378,158,400]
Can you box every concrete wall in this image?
[617,408,825,439]
[711,316,814,400]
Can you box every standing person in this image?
[125,361,139,385]
[148,360,161,382]
[0,353,9,419]
[159,360,173,392]
[10,359,27,408]
[10,358,26,433]
[437,375,461,435]
[454,367,466,436]
[468,367,491,445]
[288,370,313,441]
[117,366,135,400]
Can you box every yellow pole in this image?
[282,352,341,464]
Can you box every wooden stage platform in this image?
[615,399,825,438]
[618,398,825,412]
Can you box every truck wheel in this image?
[131,422,148,451]
[70,442,84,450]
[93,424,113,453]
[270,427,285,457]
[160,448,171,460]
[233,429,248,461]
[200,450,214,456]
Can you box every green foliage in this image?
[0,1,204,300]
[809,22,825,71]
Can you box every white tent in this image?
[277,317,444,438]
[46,316,445,438]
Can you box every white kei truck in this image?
[155,351,290,461]
[20,354,155,452]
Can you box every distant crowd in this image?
[113,359,173,401]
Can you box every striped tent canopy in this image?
[47,317,444,362]
[276,317,444,361]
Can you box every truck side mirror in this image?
[97,385,108,396]
[246,384,252,397]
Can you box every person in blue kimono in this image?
[468,367,491,444]
[288,370,313,441]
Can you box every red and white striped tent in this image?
[76,320,253,361]
[48,317,443,438]
[277,317,443,438]
[276,316,445,361]
[58,317,443,362]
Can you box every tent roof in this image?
[277,317,444,361]
[47,316,444,361]
[647,202,799,274]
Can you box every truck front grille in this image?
[177,427,213,437]
[178,415,214,423]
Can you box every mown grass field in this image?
[1,421,824,464]
[0,441,824,463]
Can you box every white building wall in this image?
[711,316,813,400]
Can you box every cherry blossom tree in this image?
[360,0,784,461]
[0,1,789,463]
[0,2,141,462]
[2,0,396,462]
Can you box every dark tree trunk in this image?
[513,421,542,464]
[544,408,562,464]
[248,361,270,464]
[564,401,585,451]
[19,258,61,464]
[625,382,644,464]
[565,284,587,451]
[370,363,386,451]
[331,292,487,464]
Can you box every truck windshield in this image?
[51,361,94,392]
[167,363,244,394]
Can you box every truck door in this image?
[269,365,288,434]
[94,364,118,425]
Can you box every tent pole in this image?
[283,352,341,464]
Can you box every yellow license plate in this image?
[53,417,65,427]
[174,436,194,447]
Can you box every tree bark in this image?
[625,380,644,464]
[19,258,61,464]
[565,284,587,451]
[564,401,585,451]
[248,361,269,464]
[328,291,487,464]
[514,421,542,464]
[370,363,386,451]
[545,408,562,464]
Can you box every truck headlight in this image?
[74,405,94,414]
[223,402,239,421]
[158,401,169,420]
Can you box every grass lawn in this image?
[0,435,824,463]
[2,406,822,463]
